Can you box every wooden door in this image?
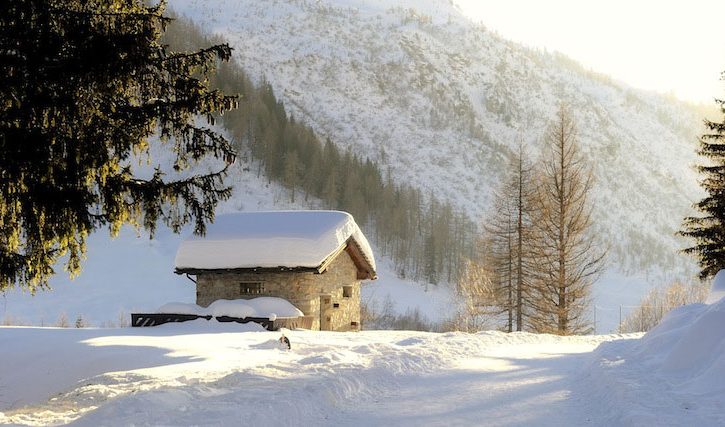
[319,295,332,331]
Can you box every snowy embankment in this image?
[583,274,725,426]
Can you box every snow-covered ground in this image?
[0,320,718,425]
[3,278,725,426]
[0,322,630,426]
[582,278,725,426]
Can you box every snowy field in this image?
[2,284,724,427]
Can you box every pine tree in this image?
[681,82,725,279]
[283,150,299,202]
[529,105,605,335]
[0,1,237,292]
[157,15,482,287]
[75,314,86,328]
[511,141,536,331]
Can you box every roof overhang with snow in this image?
[174,211,377,280]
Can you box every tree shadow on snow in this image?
[338,351,602,427]
[64,348,600,427]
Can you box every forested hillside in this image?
[164,19,478,285]
[172,0,705,282]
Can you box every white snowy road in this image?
[337,340,603,427]
[0,325,623,426]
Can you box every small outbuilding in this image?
[174,210,377,331]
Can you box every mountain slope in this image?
[1,0,708,333]
[173,0,704,279]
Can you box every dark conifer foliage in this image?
[681,79,725,279]
[0,1,237,292]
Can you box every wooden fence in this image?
[131,313,313,331]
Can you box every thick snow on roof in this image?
[174,210,376,273]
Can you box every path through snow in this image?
[1,324,625,426]
[341,339,599,426]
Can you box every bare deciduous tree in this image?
[620,281,708,333]
[486,191,517,331]
[453,255,497,332]
[485,140,537,332]
[529,105,606,335]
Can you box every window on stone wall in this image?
[342,286,352,298]
[240,282,264,295]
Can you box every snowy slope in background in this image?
[171,0,704,286]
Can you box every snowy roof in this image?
[174,210,376,279]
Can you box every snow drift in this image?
[705,269,725,304]
[584,272,725,426]
[157,297,304,320]
[635,283,725,395]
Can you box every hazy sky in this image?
[455,0,725,104]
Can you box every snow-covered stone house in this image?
[174,211,376,331]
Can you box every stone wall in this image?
[195,250,361,331]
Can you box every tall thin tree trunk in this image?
[558,125,567,334]
[516,149,524,332]
[508,216,514,333]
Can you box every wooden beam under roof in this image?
[345,238,377,280]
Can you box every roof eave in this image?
[344,238,377,280]
[174,238,377,280]
[174,266,320,276]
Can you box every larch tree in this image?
[529,105,605,335]
[0,0,237,292]
[681,78,725,279]
[486,182,517,332]
[485,140,536,332]
[511,140,537,331]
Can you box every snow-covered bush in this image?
[55,312,69,328]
